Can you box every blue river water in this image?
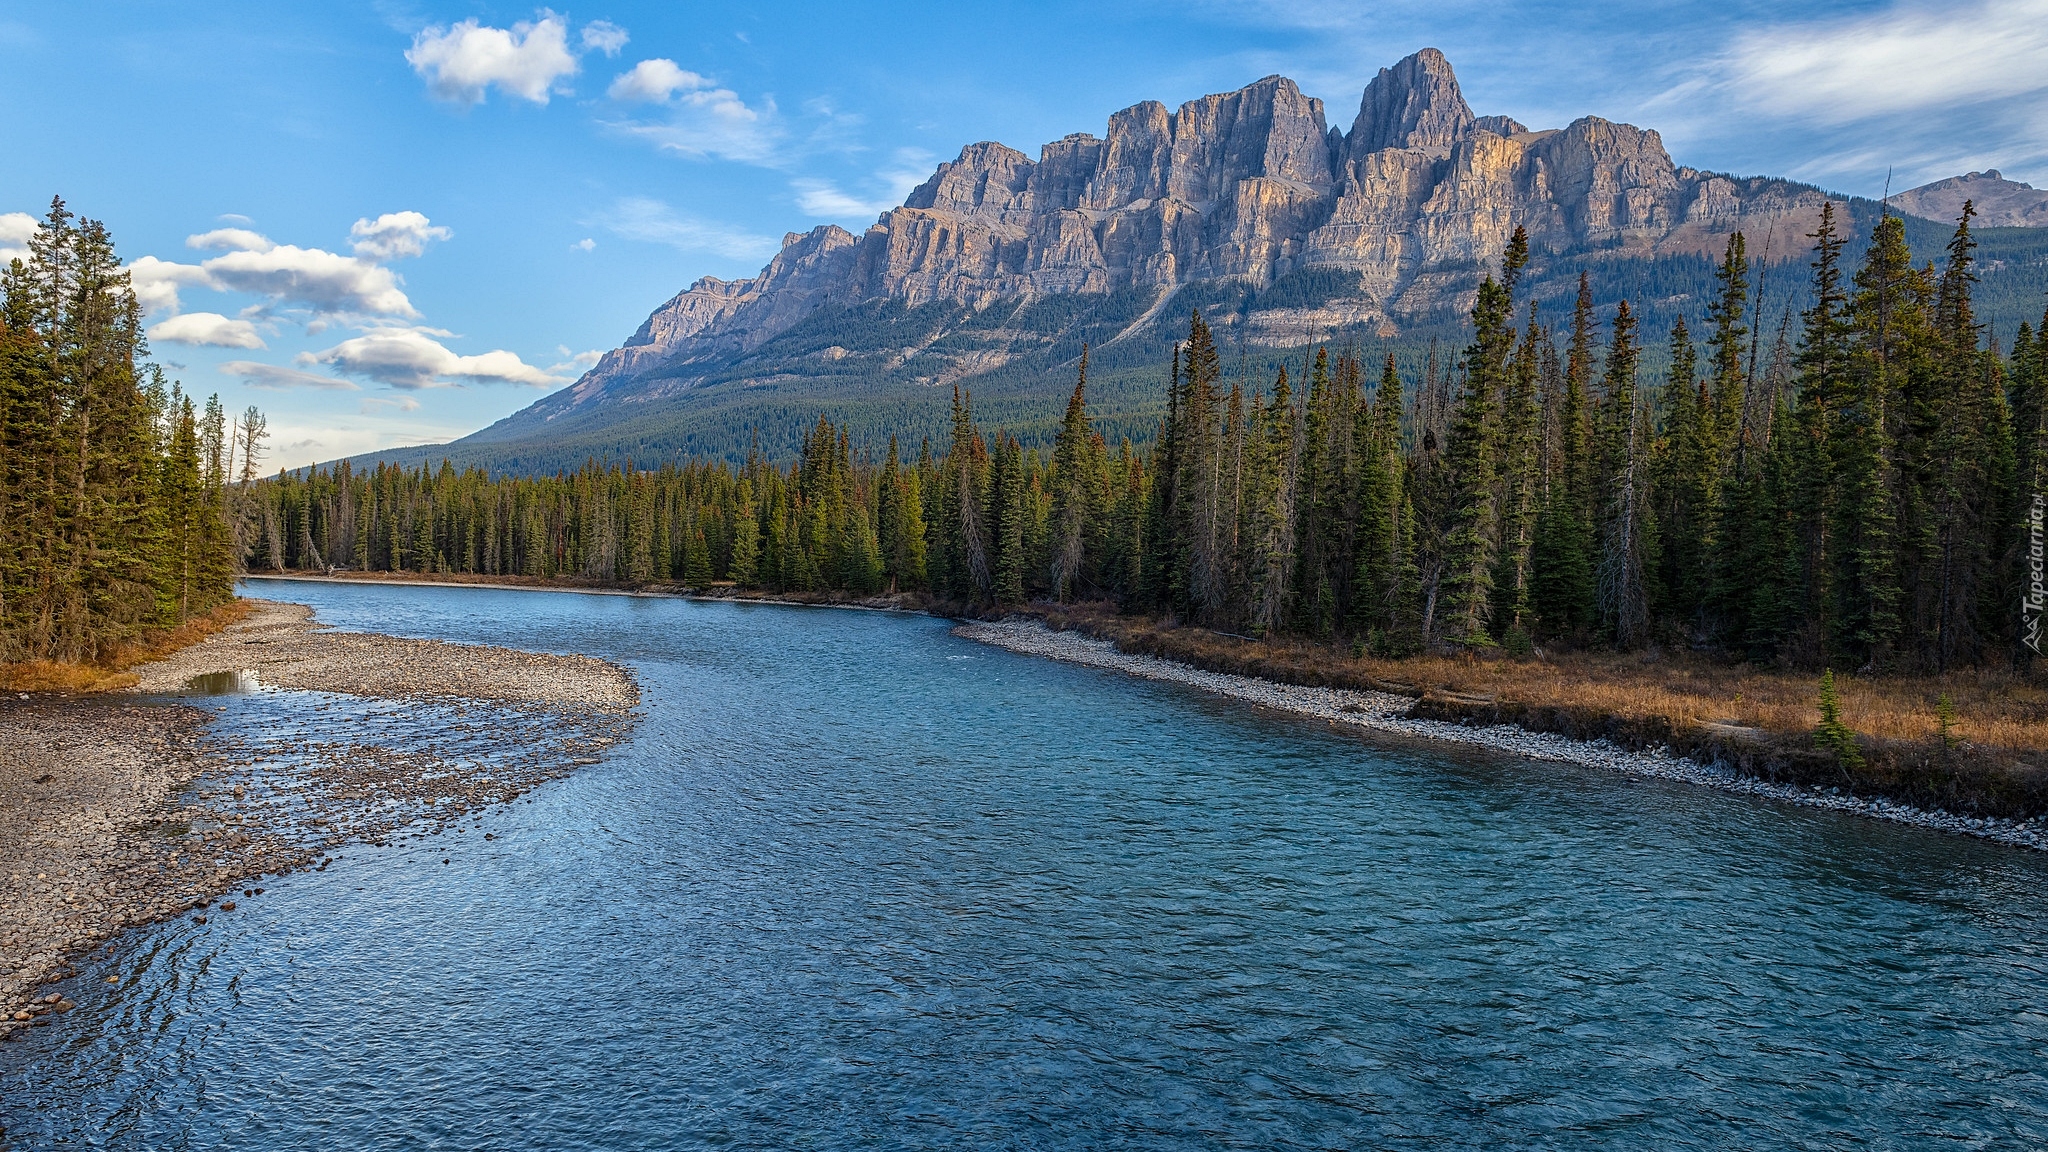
[6,579,2048,1149]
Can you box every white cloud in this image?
[1,210,40,265]
[573,237,596,251]
[186,228,274,253]
[792,180,889,218]
[602,86,780,163]
[1723,0,2048,122]
[608,58,706,103]
[130,238,418,319]
[406,14,578,105]
[220,360,358,391]
[348,211,452,260]
[581,20,628,57]
[127,255,215,316]
[203,244,418,318]
[594,196,778,260]
[548,346,603,372]
[792,152,934,218]
[150,312,266,349]
[303,328,560,390]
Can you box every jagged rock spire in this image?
[1346,47,1474,159]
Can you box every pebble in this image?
[957,619,2048,854]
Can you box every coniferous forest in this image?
[257,203,2045,674]
[0,200,244,665]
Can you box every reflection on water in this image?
[5,579,2048,1150]
[178,669,259,695]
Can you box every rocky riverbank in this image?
[957,618,2048,852]
[0,599,639,1040]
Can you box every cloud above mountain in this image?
[301,327,559,390]
[593,196,778,260]
[1724,0,2048,122]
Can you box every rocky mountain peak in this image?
[1346,47,1474,160]
[1892,169,2048,228]
[526,48,1849,431]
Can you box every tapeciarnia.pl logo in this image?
[2027,492,2045,654]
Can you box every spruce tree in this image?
[1438,227,1528,646]
[1654,317,1714,629]
[1530,272,1597,638]
[1048,348,1098,601]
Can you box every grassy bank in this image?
[0,599,256,694]
[1036,605,2048,821]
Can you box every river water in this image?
[6,580,2047,1148]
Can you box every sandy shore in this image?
[1,598,639,1039]
[957,618,2048,853]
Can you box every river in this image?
[6,579,2046,1148]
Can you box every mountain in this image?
[1892,170,2048,229]
[358,49,2048,474]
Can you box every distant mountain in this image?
[1892,170,2048,229]
[353,50,2048,474]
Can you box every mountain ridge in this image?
[355,49,2048,472]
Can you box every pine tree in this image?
[1491,309,1542,642]
[1654,317,1714,629]
[1244,366,1296,635]
[1353,353,1414,649]
[1595,300,1655,646]
[1173,313,1227,624]
[1705,231,1751,457]
[1438,227,1528,646]
[1048,348,1099,601]
[1832,211,1916,666]
[1530,272,1597,638]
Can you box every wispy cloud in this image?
[1721,0,2048,122]
[219,360,358,391]
[580,20,628,57]
[792,149,934,219]
[600,62,781,164]
[607,58,708,104]
[548,345,604,373]
[1683,0,2048,187]
[593,196,778,260]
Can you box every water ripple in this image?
[4,581,2047,1148]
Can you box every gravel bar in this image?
[2,598,640,1040]
[957,617,2048,853]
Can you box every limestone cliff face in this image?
[566,48,1835,402]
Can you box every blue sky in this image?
[4,0,2043,469]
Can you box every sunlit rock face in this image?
[561,48,1832,406]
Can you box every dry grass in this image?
[1043,606,2048,765]
[0,598,255,694]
